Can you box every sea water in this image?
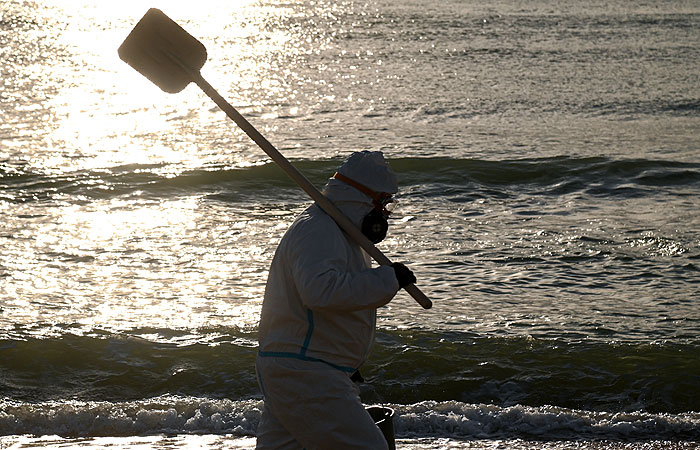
[1,0,699,448]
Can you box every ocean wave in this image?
[581,99,700,118]
[2,157,699,202]
[1,396,699,440]
[2,329,699,414]
[394,401,700,440]
[0,396,260,438]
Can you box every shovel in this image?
[118,8,431,309]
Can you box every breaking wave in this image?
[2,397,699,440]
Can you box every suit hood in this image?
[321,151,398,227]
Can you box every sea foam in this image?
[2,397,699,440]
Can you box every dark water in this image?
[2,327,700,413]
[1,0,699,446]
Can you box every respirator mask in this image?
[333,172,396,244]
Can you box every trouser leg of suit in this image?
[256,355,388,450]
[256,402,303,450]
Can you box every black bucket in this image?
[366,405,396,450]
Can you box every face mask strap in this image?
[332,172,392,214]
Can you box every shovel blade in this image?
[118,8,207,93]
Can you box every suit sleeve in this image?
[287,218,400,312]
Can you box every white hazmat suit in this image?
[256,151,402,450]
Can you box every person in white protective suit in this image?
[255,150,416,450]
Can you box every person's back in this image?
[258,203,396,372]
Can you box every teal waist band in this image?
[257,350,356,373]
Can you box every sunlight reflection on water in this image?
[5,0,317,173]
[2,196,281,334]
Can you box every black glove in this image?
[391,262,416,288]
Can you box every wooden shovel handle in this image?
[191,73,432,309]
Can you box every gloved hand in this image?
[391,262,416,288]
